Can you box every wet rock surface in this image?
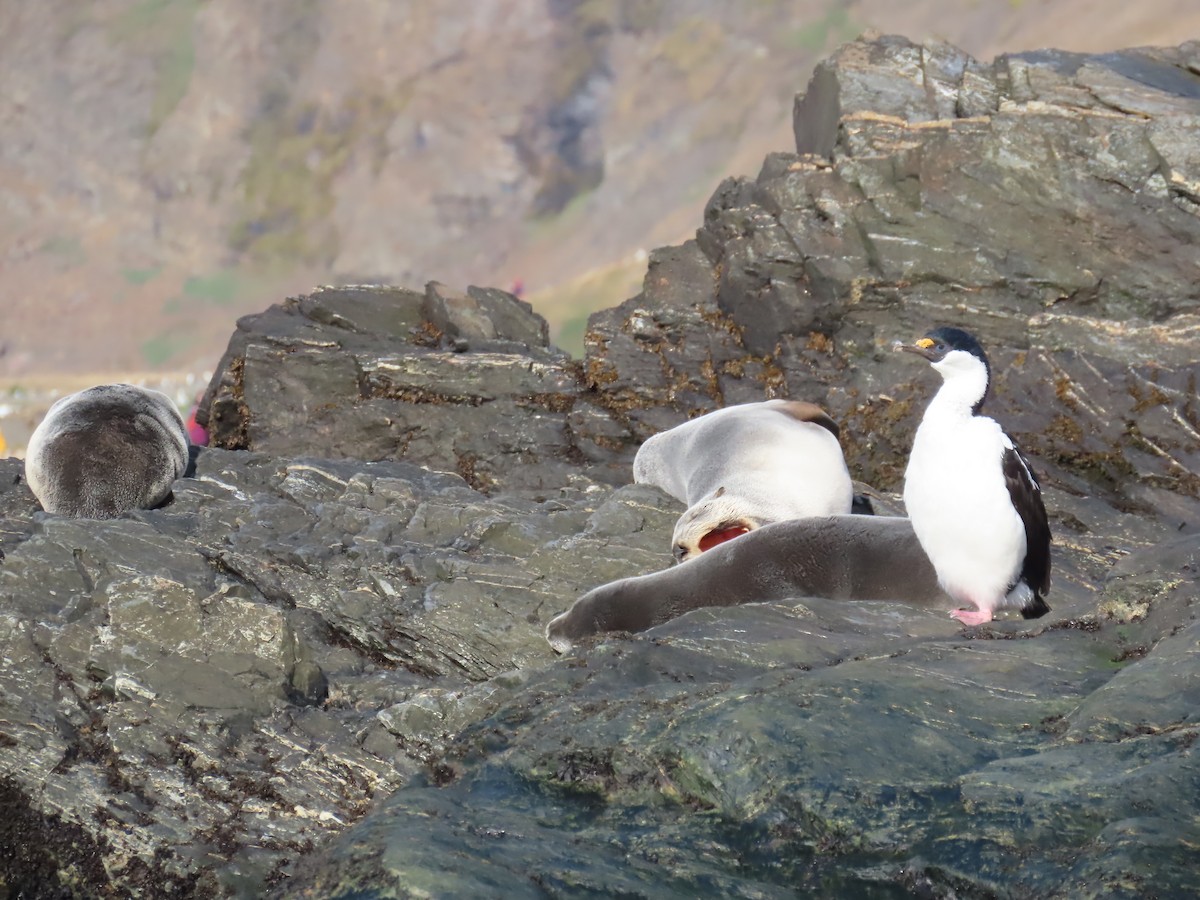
[2,34,1199,898]
[0,448,678,896]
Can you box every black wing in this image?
[1002,443,1051,618]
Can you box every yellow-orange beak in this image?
[896,336,939,361]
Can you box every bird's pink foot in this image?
[950,607,993,626]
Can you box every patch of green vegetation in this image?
[140,330,195,368]
[532,257,645,357]
[182,270,240,305]
[109,0,200,136]
[250,14,409,211]
[41,235,86,268]
[574,0,619,30]
[527,184,598,233]
[122,266,162,285]
[230,103,352,265]
[617,0,663,32]
[367,84,416,176]
[544,19,609,111]
[653,15,741,101]
[785,3,859,53]
[232,79,409,265]
[554,311,591,358]
[574,0,663,33]
[111,0,178,38]
[518,4,617,214]
[150,27,195,134]
[659,17,726,74]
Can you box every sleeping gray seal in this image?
[546,515,951,652]
[25,383,190,518]
[633,400,854,561]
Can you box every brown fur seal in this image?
[25,383,190,518]
[633,400,854,561]
[546,515,951,652]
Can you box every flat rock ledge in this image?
[1,34,1198,898]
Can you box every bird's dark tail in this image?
[1021,594,1051,619]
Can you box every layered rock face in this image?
[1,36,1198,897]
[198,281,636,494]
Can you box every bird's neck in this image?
[926,371,988,421]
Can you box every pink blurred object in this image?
[185,397,209,446]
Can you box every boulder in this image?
[197,282,637,494]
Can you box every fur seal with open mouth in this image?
[633,400,855,562]
[25,383,190,518]
[546,514,950,652]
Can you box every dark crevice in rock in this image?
[199,548,297,609]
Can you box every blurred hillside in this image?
[1,0,1198,385]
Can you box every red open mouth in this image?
[698,525,750,553]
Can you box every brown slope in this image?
[0,0,1197,385]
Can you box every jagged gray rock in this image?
[0,446,678,895]
[197,281,634,494]
[0,33,1198,898]
[288,534,1199,898]
[588,36,1200,507]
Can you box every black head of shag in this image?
[897,326,992,413]
[902,327,987,364]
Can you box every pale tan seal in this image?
[25,383,190,518]
[545,515,952,652]
[633,400,854,561]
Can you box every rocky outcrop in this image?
[1,35,1199,897]
[294,536,1200,897]
[586,36,1200,509]
[0,446,680,895]
[197,281,636,494]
